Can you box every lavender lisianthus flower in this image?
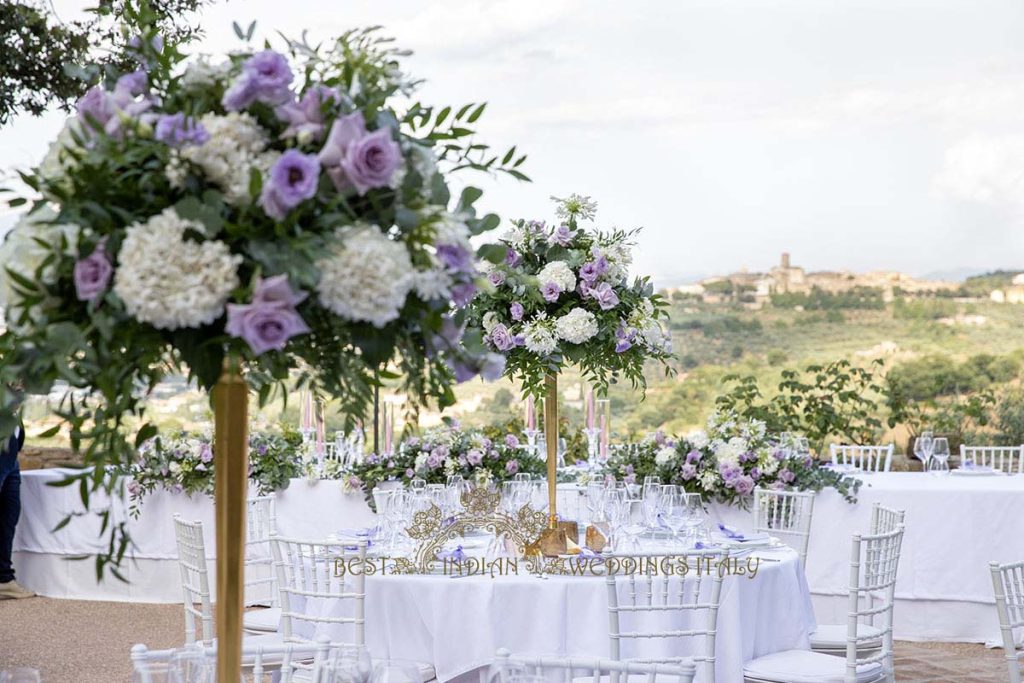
[733,475,755,495]
[686,449,702,464]
[426,453,443,469]
[466,449,483,466]
[779,468,796,484]
[199,444,213,463]
[511,334,525,347]
[719,462,740,482]
[510,302,524,321]
[479,352,506,381]
[341,128,403,194]
[155,113,209,147]
[541,281,561,302]
[505,249,521,267]
[488,324,515,352]
[450,282,476,307]
[260,150,320,220]
[76,87,117,131]
[505,434,520,449]
[579,261,601,285]
[437,244,473,273]
[73,240,113,302]
[615,323,637,353]
[680,463,697,480]
[488,270,506,287]
[276,85,340,141]
[448,359,477,382]
[252,274,308,307]
[591,282,620,310]
[116,71,149,97]
[505,459,519,474]
[750,467,762,480]
[552,224,576,246]
[223,49,294,111]
[225,275,311,355]
[405,468,416,478]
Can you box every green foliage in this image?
[886,354,1019,402]
[995,390,1024,447]
[771,286,885,311]
[716,359,887,452]
[961,270,1023,297]
[892,298,958,320]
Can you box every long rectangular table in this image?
[14,469,1019,642]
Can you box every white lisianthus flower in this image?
[655,447,677,467]
[554,307,598,344]
[687,430,709,449]
[114,208,241,330]
[482,311,500,333]
[181,57,232,91]
[177,113,267,204]
[414,266,453,302]
[538,260,576,292]
[316,225,414,327]
[523,320,558,356]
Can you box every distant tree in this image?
[0,0,212,125]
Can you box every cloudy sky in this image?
[3,0,1024,284]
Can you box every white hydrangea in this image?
[181,57,232,91]
[316,226,414,327]
[413,266,452,302]
[538,260,576,292]
[482,312,500,333]
[177,113,268,204]
[554,307,598,344]
[687,430,709,449]
[0,208,78,310]
[699,470,719,491]
[113,208,241,329]
[523,320,558,356]
[602,241,633,282]
[713,436,748,467]
[414,452,429,471]
[654,447,677,467]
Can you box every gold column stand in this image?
[214,358,249,682]
[534,374,578,557]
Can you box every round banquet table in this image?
[289,547,815,683]
[14,468,1024,643]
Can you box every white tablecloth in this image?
[14,469,1022,642]
[294,549,814,683]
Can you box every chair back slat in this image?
[246,494,279,607]
[869,503,905,535]
[604,550,724,683]
[752,487,815,567]
[271,536,367,645]
[829,444,893,472]
[130,637,331,682]
[960,445,1024,474]
[991,560,1024,683]
[173,515,214,645]
[493,649,696,683]
[845,525,905,682]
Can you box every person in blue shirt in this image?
[0,421,34,599]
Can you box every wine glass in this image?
[585,481,606,525]
[371,660,423,683]
[929,437,951,475]
[660,492,690,547]
[681,493,705,546]
[602,488,629,549]
[914,432,934,472]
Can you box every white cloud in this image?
[934,134,1024,208]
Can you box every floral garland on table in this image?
[0,20,525,575]
[467,194,674,397]
[128,428,302,514]
[603,412,861,507]
[347,422,545,506]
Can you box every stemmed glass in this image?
[660,492,691,548]
[601,488,629,550]
[914,431,934,472]
[585,481,606,526]
[681,493,705,546]
[929,437,950,475]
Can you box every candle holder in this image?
[524,428,543,458]
[583,427,602,464]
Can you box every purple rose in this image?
[505,249,521,267]
[260,150,320,220]
[779,468,796,484]
[155,113,209,147]
[686,449,702,463]
[319,112,402,194]
[552,224,576,246]
[505,434,520,449]
[466,449,483,466]
[405,468,416,479]
[488,270,506,287]
[451,282,476,307]
[276,85,339,141]
[76,87,116,131]
[719,463,740,481]
[223,49,294,110]
[510,302,525,321]
[73,240,112,302]
[437,244,473,273]
[734,475,755,495]
[579,261,601,284]
[505,459,519,474]
[511,334,525,347]
[750,467,761,480]
[116,71,148,98]
[488,323,515,352]
[680,463,697,480]
[541,281,561,302]
[426,453,443,469]
[591,282,620,311]
[225,275,311,355]
[773,449,786,461]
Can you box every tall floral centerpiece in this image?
[467,195,674,539]
[0,21,523,679]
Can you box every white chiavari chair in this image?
[605,550,726,683]
[869,503,905,536]
[752,487,815,567]
[173,515,283,649]
[960,445,1024,474]
[491,648,696,683]
[745,525,905,683]
[829,444,893,473]
[271,535,437,682]
[130,636,330,683]
[244,494,282,634]
[990,560,1024,683]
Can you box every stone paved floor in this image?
[0,597,1013,682]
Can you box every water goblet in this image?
[929,437,951,475]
